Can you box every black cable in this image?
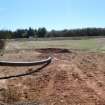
[0,57,52,66]
[0,57,52,80]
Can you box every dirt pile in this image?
[0,49,105,105]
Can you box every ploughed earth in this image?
[0,48,105,105]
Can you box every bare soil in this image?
[0,48,105,105]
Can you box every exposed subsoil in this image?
[0,48,105,105]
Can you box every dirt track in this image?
[0,49,105,105]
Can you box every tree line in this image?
[1,27,105,39]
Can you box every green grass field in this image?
[5,37,105,52]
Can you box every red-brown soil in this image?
[0,49,105,105]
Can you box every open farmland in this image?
[5,37,105,52]
[0,38,105,104]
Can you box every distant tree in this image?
[46,30,55,37]
[27,27,35,38]
[34,29,38,38]
[0,30,13,39]
[1,27,105,39]
[37,27,47,37]
[14,29,28,38]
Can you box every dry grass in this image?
[5,38,105,52]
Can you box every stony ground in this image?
[0,49,105,105]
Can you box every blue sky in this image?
[0,0,105,30]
